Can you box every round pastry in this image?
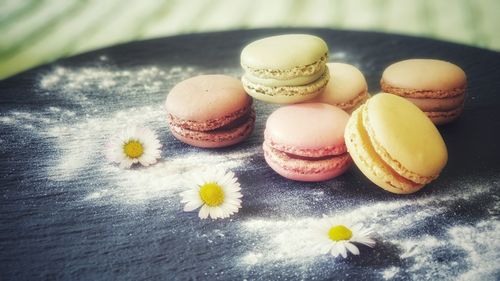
[344,93,448,194]
[381,59,466,125]
[240,34,329,104]
[165,75,255,148]
[310,63,369,113]
[263,103,351,182]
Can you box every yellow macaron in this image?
[344,93,448,194]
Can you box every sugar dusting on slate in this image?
[0,62,496,280]
[34,65,256,205]
[237,177,500,280]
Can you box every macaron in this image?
[381,59,467,125]
[310,63,369,113]
[165,75,255,148]
[345,93,448,194]
[240,34,330,104]
[263,103,351,182]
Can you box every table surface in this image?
[0,28,499,281]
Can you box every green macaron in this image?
[240,34,329,104]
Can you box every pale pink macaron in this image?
[263,103,351,182]
[165,75,255,148]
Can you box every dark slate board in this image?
[1,28,499,281]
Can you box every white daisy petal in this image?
[119,158,134,169]
[358,238,376,248]
[319,243,332,254]
[180,190,199,201]
[183,199,203,212]
[345,242,360,255]
[338,243,348,258]
[198,205,210,219]
[330,244,340,257]
[208,207,216,219]
[214,207,225,219]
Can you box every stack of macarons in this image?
[164,33,463,194]
[240,34,330,104]
[240,34,369,112]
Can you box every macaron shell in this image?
[382,59,466,91]
[265,103,350,152]
[345,106,424,193]
[364,93,447,181]
[241,34,328,71]
[166,75,251,122]
[311,63,368,106]
[263,142,351,182]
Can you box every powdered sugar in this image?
[237,178,499,280]
[4,61,495,280]
[382,267,400,280]
[450,220,500,281]
[40,66,195,93]
[34,65,258,205]
[90,148,256,204]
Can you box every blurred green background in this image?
[1,0,499,79]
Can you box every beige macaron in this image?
[381,59,467,125]
[310,63,369,113]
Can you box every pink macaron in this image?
[165,75,255,148]
[263,103,351,182]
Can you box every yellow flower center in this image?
[328,225,352,241]
[199,182,225,207]
[123,140,144,158]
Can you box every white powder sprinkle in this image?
[35,65,257,205]
[46,105,166,181]
[8,62,496,280]
[450,221,500,281]
[237,180,499,280]
[39,65,197,104]
[43,102,256,204]
[382,267,400,280]
[91,148,256,204]
[330,51,347,60]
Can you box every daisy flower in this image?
[312,217,375,258]
[106,126,162,169]
[180,168,242,219]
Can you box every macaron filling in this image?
[167,102,252,132]
[263,142,351,175]
[244,66,326,87]
[264,131,347,158]
[210,109,255,132]
[332,90,369,112]
[242,70,329,98]
[380,79,466,99]
[242,53,328,80]
[169,108,255,140]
